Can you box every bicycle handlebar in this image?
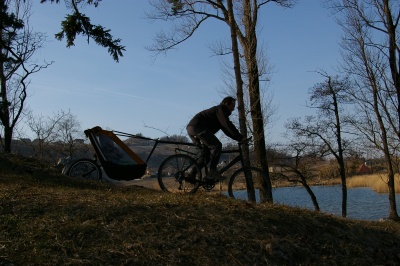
[239,136,252,145]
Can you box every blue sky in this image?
[26,0,341,143]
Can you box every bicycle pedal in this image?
[219,175,227,181]
[206,176,226,182]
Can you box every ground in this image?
[1,153,400,265]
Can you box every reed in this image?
[347,174,400,193]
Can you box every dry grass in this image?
[272,178,342,188]
[1,153,400,265]
[347,174,400,193]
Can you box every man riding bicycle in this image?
[186,96,245,181]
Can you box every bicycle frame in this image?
[190,143,257,199]
[175,143,244,181]
[217,148,242,176]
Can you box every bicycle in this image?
[157,138,268,203]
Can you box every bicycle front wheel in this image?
[67,159,102,181]
[158,154,201,193]
[228,166,268,203]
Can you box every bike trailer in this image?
[84,126,147,180]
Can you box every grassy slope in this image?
[1,154,400,265]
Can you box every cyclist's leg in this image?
[187,126,209,169]
[196,131,222,172]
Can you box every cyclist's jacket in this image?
[187,104,243,141]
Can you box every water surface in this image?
[272,185,399,221]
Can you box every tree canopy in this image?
[40,0,125,62]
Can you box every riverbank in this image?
[273,174,400,194]
[1,153,400,265]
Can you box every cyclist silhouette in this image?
[186,96,244,180]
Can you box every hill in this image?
[1,153,400,265]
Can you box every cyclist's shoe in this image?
[207,170,226,181]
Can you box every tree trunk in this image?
[382,0,399,220]
[328,77,347,217]
[383,0,400,140]
[242,0,272,203]
[226,0,256,202]
[373,79,399,220]
[339,161,347,217]
[0,20,12,154]
[301,181,320,211]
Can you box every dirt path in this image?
[106,177,162,190]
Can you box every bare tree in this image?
[54,110,85,157]
[346,82,400,220]
[274,134,323,212]
[215,25,277,135]
[328,0,400,220]
[25,110,68,160]
[217,9,277,202]
[285,73,352,217]
[146,0,296,202]
[0,0,52,153]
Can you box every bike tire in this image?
[67,159,102,181]
[228,166,268,203]
[158,154,202,193]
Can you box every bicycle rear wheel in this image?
[158,154,201,193]
[67,159,102,181]
[228,166,268,203]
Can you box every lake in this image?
[272,185,400,221]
